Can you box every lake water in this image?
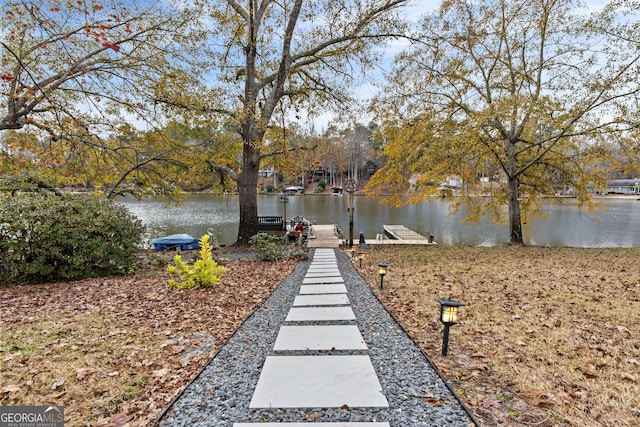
[118,194,640,248]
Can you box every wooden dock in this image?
[383,225,429,240]
[374,225,436,246]
[304,224,436,248]
[307,224,340,248]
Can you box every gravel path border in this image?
[157,249,477,426]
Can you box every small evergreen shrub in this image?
[249,233,285,261]
[167,234,227,289]
[0,194,145,283]
[315,180,327,193]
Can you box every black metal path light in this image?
[378,263,388,289]
[357,251,364,268]
[436,298,465,356]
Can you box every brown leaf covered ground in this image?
[0,251,297,427]
[357,246,640,427]
[2,247,639,427]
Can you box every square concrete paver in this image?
[305,271,342,278]
[274,325,367,351]
[307,267,340,273]
[235,423,390,426]
[285,307,356,322]
[249,355,388,408]
[299,284,347,294]
[303,276,344,284]
[293,294,350,306]
[314,253,335,258]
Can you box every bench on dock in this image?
[258,216,285,231]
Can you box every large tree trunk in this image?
[235,142,261,246]
[507,176,524,245]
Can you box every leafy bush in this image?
[249,232,285,261]
[167,234,227,289]
[0,194,145,283]
[315,180,327,193]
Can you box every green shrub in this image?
[315,180,327,193]
[249,232,285,261]
[0,194,145,283]
[167,234,227,289]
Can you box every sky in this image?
[305,0,614,133]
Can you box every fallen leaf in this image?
[108,413,134,427]
[594,413,608,426]
[620,373,637,382]
[422,396,447,406]
[152,368,170,377]
[578,365,599,378]
[308,413,320,420]
[76,368,96,381]
[51,378,65,390]
[1,384,20,393]
[483,400,502,409]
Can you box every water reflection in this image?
[118,194,640,248]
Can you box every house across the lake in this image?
[588,179,640,195]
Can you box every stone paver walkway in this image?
[240,249,389,426]
[159,248,476,426]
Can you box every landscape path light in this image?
[436,298,465,356]
[357,251,364,268]
[378,263,388,290]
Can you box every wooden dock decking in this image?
[383,225,428,240]
[307,224,340,248]
[305,224,436,248]
[375,225,436,246]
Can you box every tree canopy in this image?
[168,0,410,245]
[0,0,201,194]
[367,0,640,245]
[1,0,193,136]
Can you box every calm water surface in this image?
[118,194,640,248]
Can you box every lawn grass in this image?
[356,246,640,427]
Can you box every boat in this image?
[285,186,305,195]
[151,234,200,251]
[285,216,315,243]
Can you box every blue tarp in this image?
[151,234,200,251]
